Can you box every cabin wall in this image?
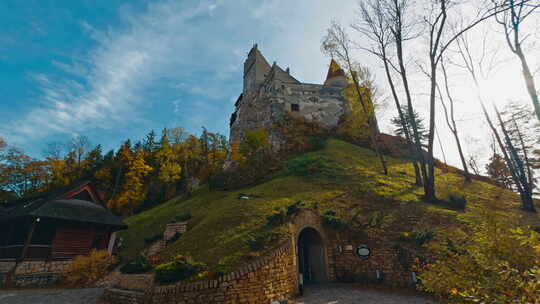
[0,222,113,288]
[52,226,96,259]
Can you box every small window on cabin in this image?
[281,85,285,90]
[291,104,300,111]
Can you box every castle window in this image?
[291,104,300,111]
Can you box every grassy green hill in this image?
[117,138,539,273]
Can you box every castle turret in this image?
[324,59,348,87]
[243,44,271,94]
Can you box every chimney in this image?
[286,67,290,74]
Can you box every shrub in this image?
[321,210,348,231]
[266,209,286,226]
[120,255,152,274]
[286,201,302,217]
[144,234,162,244]
[63,250,116,286]
[154,255,207,285]
[245,231,280,251]
[309,136,327,151]
[286,155,335,176]
[399,230,436,247]
[266,201,303,227]
[174,213,192,222]
[448,194,466,210]
[167,232,182,244]
[418,210,540,303]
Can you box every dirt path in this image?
[296,283,438,304]
[0,288,104,304]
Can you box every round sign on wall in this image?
[356,244,371,260]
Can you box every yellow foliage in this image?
[110,147,153,214]
[156,137,182,183]
[418,208,540,303]
[240,128,269,156]
[337,79,375,140]
[63,250,116,286]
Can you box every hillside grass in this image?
[118,138,540,272]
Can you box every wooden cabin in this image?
[0,181,127,261]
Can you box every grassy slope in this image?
[118,139,539,271]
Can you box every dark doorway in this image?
[297,227,327,284]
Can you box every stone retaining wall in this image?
[103,288,150,304]
[104,210,417,303]
[0,260,72,287]
[105,242,298,304]
[151,242,297,304]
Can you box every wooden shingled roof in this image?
[0,181,126,230]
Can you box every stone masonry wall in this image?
[104,210,416,304]
[104,242,298,304]
[230,82,348,147]
[150,242,297,304]
[0,260,72,287]
[327,241,414,287]
[288,209,413,287]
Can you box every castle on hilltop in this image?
[229,44,351,148]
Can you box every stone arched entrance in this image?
[297,227,327,284]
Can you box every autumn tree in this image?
[322,21,388,175]
[156,130,182,199]
[486,152,514,189]
[110,146,152,215]
[418,208,540,303]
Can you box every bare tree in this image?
[322,21,388,174]
[353,0,422,185]
[437,58,471,181]
[42,141,65,160]
[492,0,540,122]
[417,0,529,201]
[68,135,91,179]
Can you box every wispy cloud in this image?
[1,0,358,153]
[2,0,231,145]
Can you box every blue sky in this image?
[1,0,538,170]
[0,0,356,156]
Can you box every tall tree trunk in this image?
[381,50,422,185]
[395,28,429,188]
[425,62,438,202]
[515,47,540,122]
[512,117,534,190]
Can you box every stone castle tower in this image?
[229,44,350,148]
